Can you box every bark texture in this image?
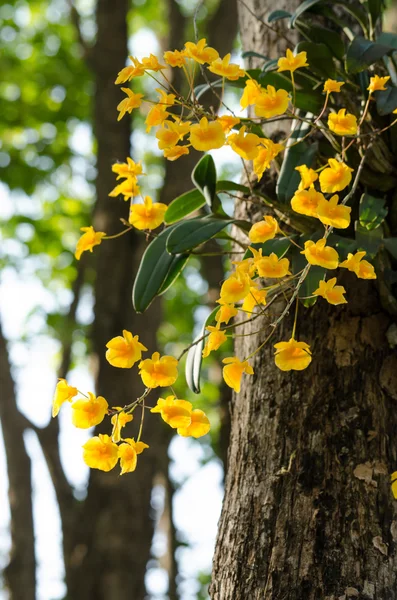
[211,1,397,598]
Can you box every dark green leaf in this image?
[368,0,383,27]
[295,41,336,78]
[241,51,269,60]
[346,36,393,73]
[158,254,190,295]
[355,221,383,257]
[277,139,318,203]
[164,188,206,224]
[261,59,279,73]
[233,220,252,233]
[297,23,345,60]
[194,80,223,100]
[244,236,293,259]
[217,180,250,194]
[359,193,388,230]
[192,154,217,207]
[166,217,233,254]
[384,238,397,260]
[267,9,291,23]
[375,86,397,115]
[133,225,177,313]
[185,307,219,394]
[327,234,357,260]
[377,32,397,50]
[289,0,323,28]
[294,90,323,114]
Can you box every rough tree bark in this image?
[211,2,397,599]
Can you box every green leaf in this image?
[164,188,206,224]
[133,225,178,313]
[261,59,279,73]
[185,307,219,394]
[359,193,388,230]
[375,86,397,115]
[158,254,190,295]
[295,41,335,78]
[294,90,323,114]
[368,0,383,27]
[377,32,397,50]
[384,238,397,260]
[241,51,269,60]
[297,23,345,60]
[277,138,318,203]
[244,237,293,259]
[289,0,323,28]
[355,221,383,257]
[166,217,233,254]
[267,9,291,23]
[327,234,357,260]
[194,80,223,100]
[192,154,217,207]
[217,180,250,194]
[346,36,393,73]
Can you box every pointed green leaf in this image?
[164,188,206,224]
[368,0,383,27]
[267,10,291,24]
[185,307,219,394]
[192,154,217,206]
[241,51,269,60]
[346,36,393,73]
[217,180,250,194]
[289,0,323,28]
[133,225,180,313]
[166,217,233,254]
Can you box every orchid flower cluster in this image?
[55,37,397,473]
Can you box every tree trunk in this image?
[65,2,163,598]
[211,2,397,598]
[0,321,36,600]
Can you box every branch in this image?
[66,0,92,65]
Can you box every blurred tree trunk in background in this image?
[211,2,397,599]
[64,1,163,598]
[0,323,35,600]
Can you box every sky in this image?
[0,11,245,598]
